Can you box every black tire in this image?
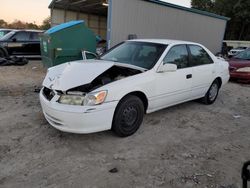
[202,79,220,105]
[112,95,144,137]
[0,47,8,58]
[0,48,5,58]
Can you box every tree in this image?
[233,0,250,40]
[27,23,39,29]
[40,17,51,30]
[8,20,27,29]
[0,19,8,28]
[191,0,214,12]
[191,0,250,40]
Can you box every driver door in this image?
[8,31,30,55]
[152,44,193,110]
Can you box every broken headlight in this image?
[58,95,85,106]
[84,90,107,106]
[58,90,107,106]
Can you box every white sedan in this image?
[40,39,229,137]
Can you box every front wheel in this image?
[0,47,8,58]
[112,95,144,137]
[202,80,220,105]
[0,48,5,58]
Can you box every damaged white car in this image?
[40,39,229,137]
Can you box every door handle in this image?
[186,74,192,79]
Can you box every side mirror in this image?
[12,38,17,42]
[157,63,177,73]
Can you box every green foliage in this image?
[191,0,214,12]
[40,17,51,30]
[0,17,51,31]
[191,0,250,40]
[0,19,8,28]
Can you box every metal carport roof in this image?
[49,0,108,16]
[49,0,230,20]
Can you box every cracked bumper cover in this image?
[39,91,118,134]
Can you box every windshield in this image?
[0,31,15,41]
[0,31,9,38]
[235,49,250,60]
[100,41,167,69]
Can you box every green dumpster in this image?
[40,20,96,67]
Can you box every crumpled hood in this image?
[43,60,114,91]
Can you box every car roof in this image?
[23,29,44,32]
[0,29,14,31]
[128,39,200,45]
[13,29,44,33]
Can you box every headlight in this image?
[59,95,85,106]
[84,90,107,106]
[58,90,107,106]
[236,67,250,72]
[0,42,7,47]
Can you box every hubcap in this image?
[122,106,138,128]
[209,83,218,101]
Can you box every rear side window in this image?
[11,32,30,41]
[188,45,213,66]
[30,32,39,41]
[163,45,189,69]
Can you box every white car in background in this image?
[228,47,248,57]
[40,39,229,137]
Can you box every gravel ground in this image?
[0,61,250,188]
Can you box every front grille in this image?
[43,87,55,101]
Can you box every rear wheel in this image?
[112,95,144,137]
[202,80,220,105]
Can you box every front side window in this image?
[100,42,167,69]
[163,45,188,69]
[11,32,30,41]
[189,45,213,66]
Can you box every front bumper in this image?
[39,90,118,134]
[230,72,250,81]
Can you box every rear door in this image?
[187,45,215,99]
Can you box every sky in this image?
[0,0,191,25]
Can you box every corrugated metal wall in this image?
[51,9,107,39]
[110,0,227,53]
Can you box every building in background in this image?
[49,0,229,53]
